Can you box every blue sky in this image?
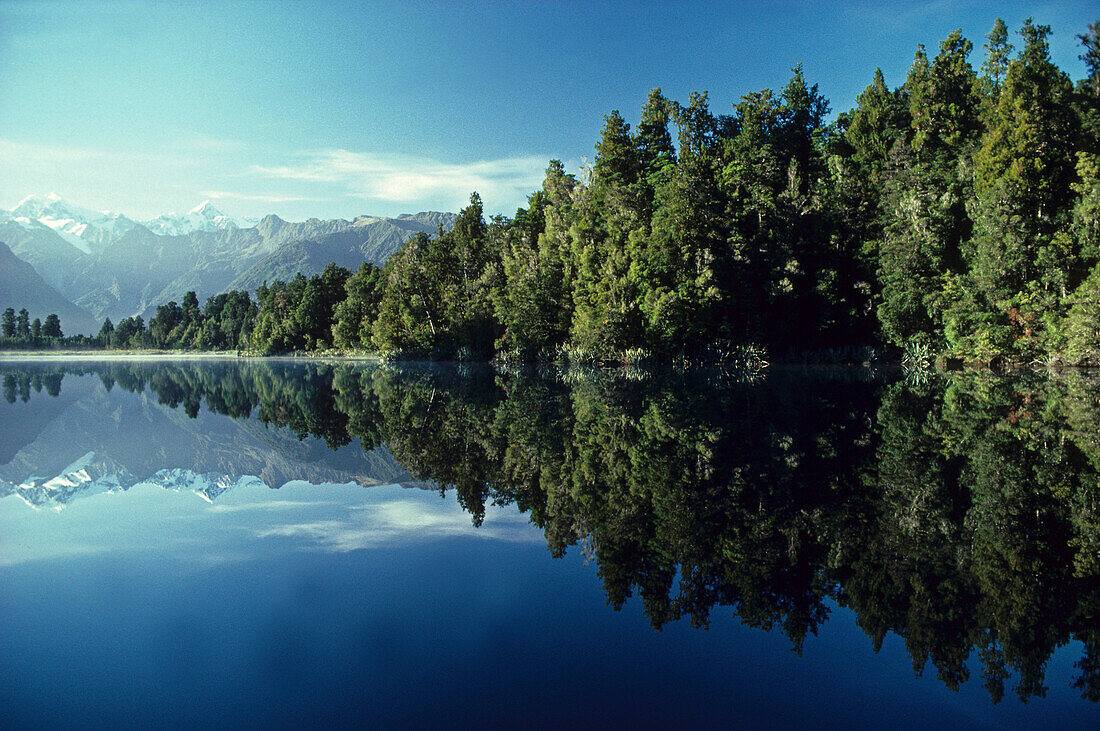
[0,0,1096,221]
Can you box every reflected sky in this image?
[0,482,541,568]
[1,360,1097,728]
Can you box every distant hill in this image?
[0,241,100,335]
[226,212,454,292]
[2,195,456,323]
[0,218,87,289]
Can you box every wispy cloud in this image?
[206,499,333,513]
[0,137,555,218]
[0,484,538,567]
[251,497,537,553]
[252,149,549,211]
[199,190,321,204]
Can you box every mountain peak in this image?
[188,200,224,217]
[142,201,240,235]
[16,192,63,207]
[12,192,67,218]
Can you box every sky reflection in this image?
[0,481,540,568]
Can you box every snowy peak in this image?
[11,192,65,219]
[12,192,122,225]
[0,451,272,510]
[188,200,225,217]
[143,201,245,236]
[7,193,137,253]
[3,193,250,239]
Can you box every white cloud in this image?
[0,137,556,219]
[0,484,539,567]
[250,497,537,553]
[206,499,334,513]
[252,149,550,212]
[199,190,321,204]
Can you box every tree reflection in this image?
[2,359,1098,702]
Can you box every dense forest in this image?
[4,18,1098,364]
[7,359,1099,703]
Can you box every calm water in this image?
[0,359,1097,729]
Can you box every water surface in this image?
[1,359,1097,728]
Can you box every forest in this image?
[4,18,1099,365]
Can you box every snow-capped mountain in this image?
[0,449,271,510]
[10,192,137,253]
[3,194,254,244]
[142,200,255,236]
[1,193,456,330]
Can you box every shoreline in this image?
[0,350,382,362]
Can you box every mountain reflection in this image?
[1,359,1098,704]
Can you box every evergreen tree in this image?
[150,301,184,347]
[878,32,980,348]
[1,308,14,339]
[634,88,678,215]
[843,68,909,190]
[16,309,30,340]
[1078,21,1100,155]
[969,19,1079,355]
[495,160,578,359]
[99,318,114,348]
[1080,21,1100,99]
[721,88,785,343]
[632,91,725,355]
[980,18,1013,117]
[43,314,62,340]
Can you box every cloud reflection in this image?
[0,481,539,567]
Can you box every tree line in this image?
[360,17,1100,364]
[1,307,64,348]
[4,17,1098,363]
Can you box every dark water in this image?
[0,359,1097,729]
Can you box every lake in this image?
[1,359,1097,728]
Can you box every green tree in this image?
[495,160,578,359]
[843,68,909,190]
[43,313,62,339]
[1078,20,1100,154]
[1,308,14,338]
[16,308,30,340]
[115,316,144,348]
[373,232,449,356]
[332,263,384,350]
[98,317,115,348]
[373,194,498,358]
[969,19,1080,355]
[41,309,61,338]
[979,18,1013,117]
[877,32,980,349]
[632,91,725,355]
[569,111,648,359]
[150,301,183,347]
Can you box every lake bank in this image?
[0,350,382,362]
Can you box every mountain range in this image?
[0,194,456,334]
[0,370,418,509]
